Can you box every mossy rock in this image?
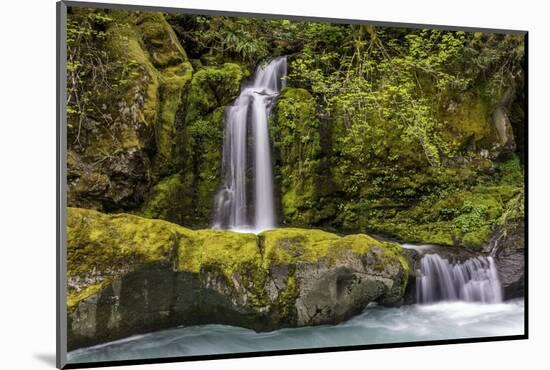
[261,228,406,267]
[271,88,325,226]
[66,9,193,209]
[363,157,524,249]
[186,63,250,122]
[137,12,187,68]
[178,64,250,227]
[135,13,194,176]
[140,173,190,224]
[67,207,193,309]
[438,90,505,156]
[67,207,409,349]
[177,229,261,275]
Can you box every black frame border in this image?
[56,1,529,369]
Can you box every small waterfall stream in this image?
[212,57,287,232]
[416,254,502,304]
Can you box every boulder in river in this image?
[67,207,409,350]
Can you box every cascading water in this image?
[416,254,502,304]
[212,57,287,233]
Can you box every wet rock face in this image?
[67,208,409,351]
[68,148,153,211]
[295,266,397,325]
[401,249,420,304]
[68,259,406,351]
[487,220,525,299]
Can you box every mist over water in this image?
[67,299,524,364]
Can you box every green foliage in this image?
[66,10,160,145]
[66,9,116,144]
[169,15,274,65]
[167,15,350,68]
[497,155,524,185]
[186,63,248,120]
[270,24,524,247]
[362,156,524,249]
[181,108,225,226]
[67,9,525,251]
[289,29,473,169]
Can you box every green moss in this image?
[364,160,523,249]
[141,173,190,224]
[440,92,495,151]
[66,9,197,211]
[69,207,270,310]
[99,10,193,176]
[67,207,194,309]
[176,229,270,307]
[122,12,195,176]
[277,272,299,323]
[261,228,409,298]
[260,228,337,267]
[180,107,226,226]
[137,12,188,68]
[67,283,109,311]
[68,208,409,311]
[105,14,160,129]
[186,63,249,122]
[154,62,193,176]
[180,63,250,227]
[177,230,259,275]
[259,228,404,268]
[271,88,324,226]
[497,156,524,185]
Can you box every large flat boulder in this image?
[67,208,409,350]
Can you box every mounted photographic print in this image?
[56,1,527,368]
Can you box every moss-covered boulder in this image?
[260,228,408,325]
[67,207,408,350]
[66,9,192,211]
[67,207,193,309]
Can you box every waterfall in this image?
[416,254,502,304]
[212,57,287,233]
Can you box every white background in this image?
[0,0,547,368]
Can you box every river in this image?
[67,299,524,363]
